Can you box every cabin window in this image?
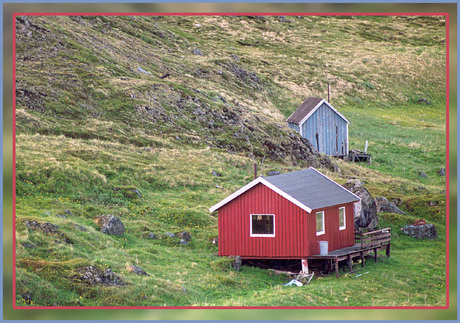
[316,211,325,236]
[250,214,275,237]
[339,207,346,230]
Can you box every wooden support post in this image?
[374,248,378,262]
[347,254,352,272]
[386,244,391,258]
[360,251,364,267]
[301,259,309,274]
[335,258,339,278]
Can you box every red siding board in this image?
[217,183,355,259]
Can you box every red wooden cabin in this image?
[209,168,360,263]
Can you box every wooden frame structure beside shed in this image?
[287,97,350,157]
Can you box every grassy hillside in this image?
[14,15,447,307]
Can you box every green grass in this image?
[14,15,447,307]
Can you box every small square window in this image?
[316,211,325,235]
[339,207,346,230]
[251,214,275,237]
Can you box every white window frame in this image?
[316,211,325,236]
[339,207,346,231]
[250,214,275,237]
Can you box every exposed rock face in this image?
[24,220,72,243]
[402,224,437,239]
[25,220,60,234]
[342,180,378,230]
[374,196,406,215]
[75,266,124,286]
[95,215,125,235]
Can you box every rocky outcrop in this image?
[374,196,406,215]
[95,215,125,236]
[24,220,72,244]
[75,266,124,286]
[401,224,437,239]
[342,180,378,230]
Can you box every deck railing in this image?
[355,228,391,249]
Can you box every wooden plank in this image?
[335,258,339,278]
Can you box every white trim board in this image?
[209,177,313,213]
[298,99,351,126]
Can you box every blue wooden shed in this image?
[287,97,350,157]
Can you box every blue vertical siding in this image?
[299,103,348,156]
[287,123,300,133]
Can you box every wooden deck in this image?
[307,228,391,278]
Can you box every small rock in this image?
[180,239,188,245]
[230,255,242,271]
[401,223,437,239]
[128,265,149,276]
[74,224,87,232]
[55,214,66,219]
[164,232,175,238]
[438,168,446,176]
[192,48,203,56]
[194,23,201,28]
[212,170,222,177]
[177,231,191,242]
[419,172,428,178]
[215,184,221,188]
[148,233,156,239]
[95,215,125,236]
[21,242,35,249]
[65,209,73,216]
[267,170,281,176]
[418,98,431,105]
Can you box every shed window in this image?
[339,207,346,230]
[316,211,325,236]
[250,214,275,237]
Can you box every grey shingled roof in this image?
[286,97,323,124]
[262,168,360,210]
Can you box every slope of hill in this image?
[14,15,447,307]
